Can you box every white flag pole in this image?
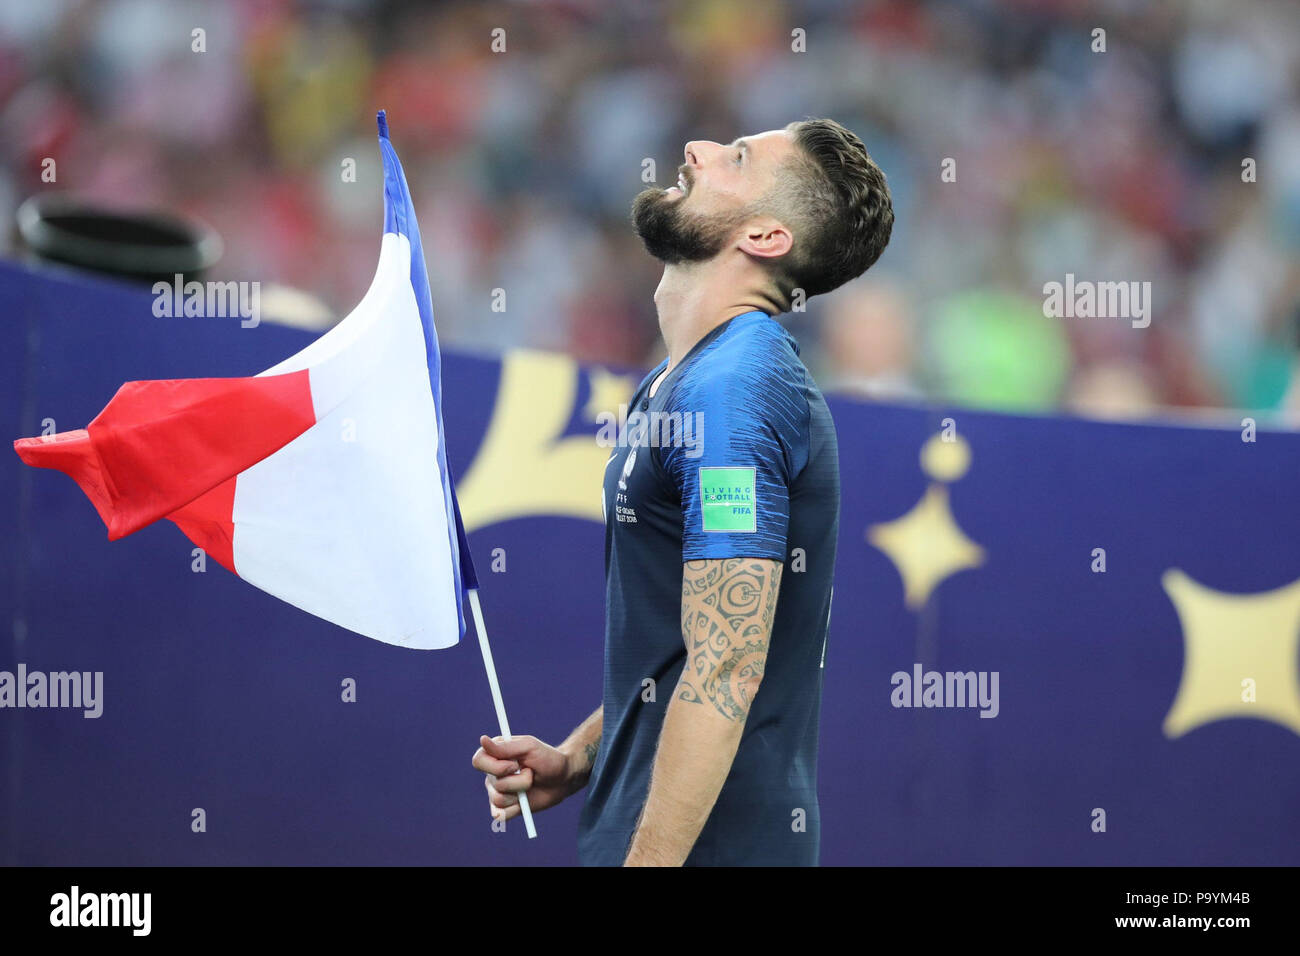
[467,587,537,839]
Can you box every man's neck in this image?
[653,262,772,371]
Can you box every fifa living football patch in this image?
[699,467,756,532]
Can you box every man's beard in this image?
[630,187,751,264]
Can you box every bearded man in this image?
[473,119,894,866]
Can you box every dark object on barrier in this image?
[15,193,222,285]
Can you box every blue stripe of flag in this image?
[377,110,478,638]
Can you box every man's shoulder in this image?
[708,311,802,370]
[668,315,811,413]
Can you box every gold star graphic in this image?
[867,434,985,610]
[582,367,638,422]
[458,352,629,530]
[1161,569,1300,739]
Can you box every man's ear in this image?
[737,218,793,260]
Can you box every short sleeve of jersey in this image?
[659,359,810,562]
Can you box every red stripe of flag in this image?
[14,371,315,547]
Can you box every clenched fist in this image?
[472,734,586,821]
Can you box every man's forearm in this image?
[623,679,746,866]
[623,558,780,866]
[557,705,603,787]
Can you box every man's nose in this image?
[683,140,720,168]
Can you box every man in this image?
[472,118,893,865]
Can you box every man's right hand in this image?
[472,734,582,821]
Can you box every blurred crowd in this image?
[2,0,1298,419]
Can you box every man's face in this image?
[631,128,796,264]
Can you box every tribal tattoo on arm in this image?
[678,558,783,721]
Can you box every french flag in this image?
[13,111,478,650]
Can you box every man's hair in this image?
[766,118,894,308]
